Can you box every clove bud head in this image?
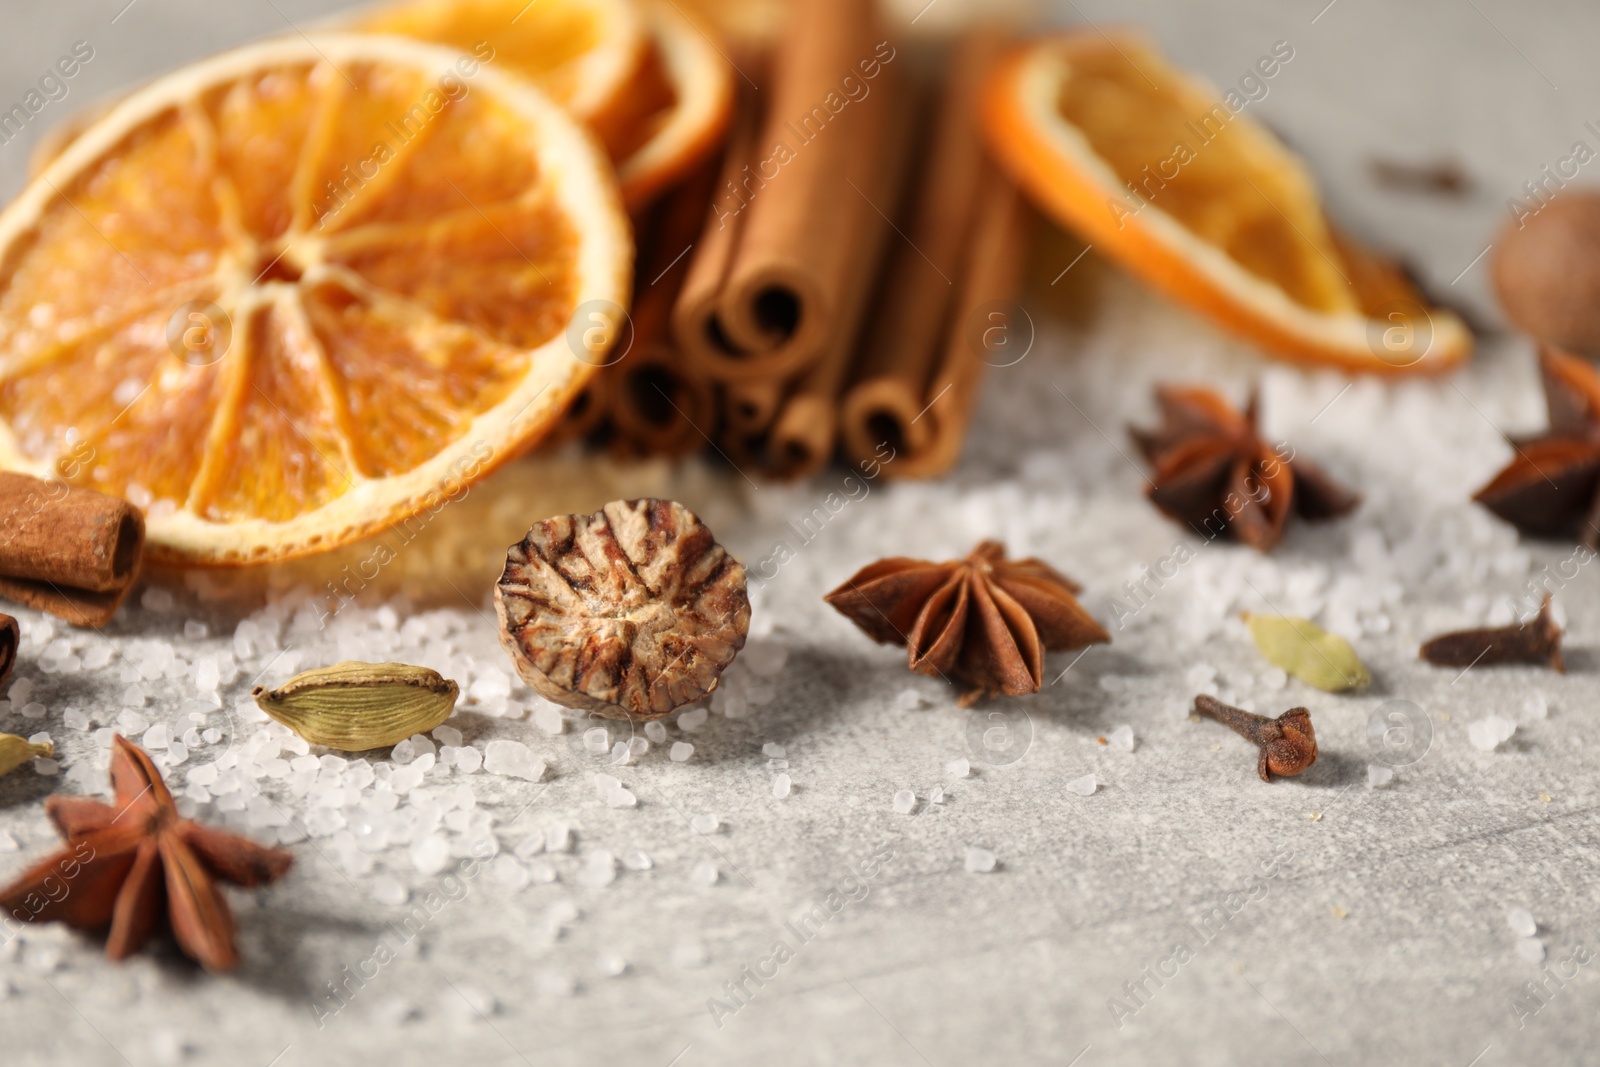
[1193,694,1318,782]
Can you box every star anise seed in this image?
[1131,386,1361,552]
[1475,347,1600,547]
[0,736,292,971]
[824,540,1110,706]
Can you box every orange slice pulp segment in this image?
[983,31,1472,374]
[0,35,631,565]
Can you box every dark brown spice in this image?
[1193,694,1318,782]
[1419,595,1564,672]
[1475,348,1600,546]
[825,541,1110,707]
[1368,157,1472,196]
[1131,386,1361,552]
[0,736,292,971]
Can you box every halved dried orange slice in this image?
[0,35,631,566]
[984,31,1472,374]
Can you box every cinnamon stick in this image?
[0,614,17,691]
[841,32,1003,467]
[722,377,785,436]
[764,61,914,479]
[886,165,1028,479]
[693,0,898,379]
[0,472,145,627]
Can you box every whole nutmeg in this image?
[1493,191,1600,358]
[494,499,750,721]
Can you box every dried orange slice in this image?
[984,31,1471,374]
[0,35,631,565]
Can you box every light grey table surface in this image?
[2,1,1599,1065]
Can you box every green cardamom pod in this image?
[1244,613,1371,693]
[251,662,459,751]
[0,733,52,777]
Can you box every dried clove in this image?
[1193,695,1318,783]
[1419,596,1564,673]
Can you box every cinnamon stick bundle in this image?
[673,0,896,382]
[0,472,145,626]
[841,32,1020,478]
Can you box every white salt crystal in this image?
[691,813,719,834]
[628,736,649,757]
[32,759,58,776]
[183,620,208,640]
[677,707,709,732]
[410,833,450,875]
[1185,664,1217,689]
[893,789,916,814]
[147,1028,186,1064]
[1260,667,1289,690]
[141,587,175,612]
[194,656,219,693]
[63,708,90,731]
[143,724,169,749]
[608,741,631,765]
[929,786,944,804]
[746,679,776,706]
[1108,725,1135,752]
[895,688,926,711]
[454,746,482,774]
[622,850,653,870]
[1521,693,1549,722]
[20,702,45,720]
[583,727,610,755]
[964,847,997,873]
[591,772,621,797]
[669,742,694,762]
[528,861,557,884]
[452,985,496,1020]
[946,758,970,778]
[606,785,637,809]
[762,742,787,759]
[577,851,617,888]
[547,898,580,924]
[670,942,708,968]
[493,855,530,891]
[644,721,668,744]
[714,691,749,719]
[372,878,409,906]
[1067,774,1097,796]
[546,821,572,853]
[408,734,436,758]
[1507,908,1538,938]
[1517,938,1547,963]
[1366,764,1395,789]
[483,740,542,780]
[595,952,627,978]
[1468,715,1517,752]
[773,773,792,799]
[533,705,565,735]
[514,834,544,859]
[188,764,219,786]
[691,860,719,886]
[8,678,33,703]
[743,640,788,677]
[433,725,463,748]
[391,739,416,765]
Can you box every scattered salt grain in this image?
[1067,774,1097,797]
[372,878,409,906]
[762,742,786,759]
[143,724,168,749]
[596,952,628,978]
[895,688,926,711]
[1520,692,1549,722]
[691,813,719,834]
[528,860,557,884]
[546,821,572,853]
[670,742,694,762]
[141,587,175,612]
[1260,667,1289,690]
[432,725,463,748]
[20,702,45,720]
[410,834,451,875]
[1517,938,1547,964]
[1507,908,1538,938]
[583,727,610,755]
[606,785,637,809]
[623,850,653,870]
[677,707,709,732]
[1366,765,1395,789]
[1468,715,1517,752]
[391,739,416,765]
[691,860,719,886]
[32,759,58,777]
[493,855,530,891]
[929,786,944,804]
[1108,725,1135,752]
[452,985,497,1020]
[533,705,565,735]
[63,709,90,731]
[644,721,668,744]
[577,851,617,888]
[964,847,997,873]
[483,740,543,780]
[772,773,792,799]
[713,691,749,719]
[147,1028,186,1064]
[946,758,970,778]
[453,746,482,774]
[893,789,916,814]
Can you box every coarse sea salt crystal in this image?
[1108,725,1135,752]
[895,688,926,711]
[691,860,718,886]
[946,758,970,778]
[929,786,944,804]
[762,742,786,759]
[592,772,621,797]
[1067,774,1097,796]
[433,725,463,748]
[893,789,916,814]
[577,851,617,888]
[670,742,694,762]
[372,877,409,906]
[1468,715,1516,752]
[1366,765,1395,789]
[596,952,627,978]
[677,707,709,732]
[623,850,652,871]
[1517,938,1546,963]
[63,709,90,731]
[964,847,997,873]
[606,785,637,809]
[536,972,577,997]
[141,587,175,612]
[454,746,482,773]
[546,821,572,853]
[1521,693,1549,722]
[691,813,719,834]
[1507,908,1538,938]
[528,860,557,884]
[583,727,610,755]
[494,855,530,891]
[410,834,451,875]
[644,721,668,744]
[483,740,543,780]
[773,773,792,799]
[20,702,45,720]
[534,705,565,735]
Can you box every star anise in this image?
[1475,347,1600,547]
[824,540,1110,706]
[1130,385,1361,551]
[0,736,292,971]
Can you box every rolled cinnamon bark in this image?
[0,472,145,627]
[840,32,1003,467]
[722,377,785,436]
[543,373,613,448]
[702,0,893,378]
[885,166,1028,479]
[764,62,914,480]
